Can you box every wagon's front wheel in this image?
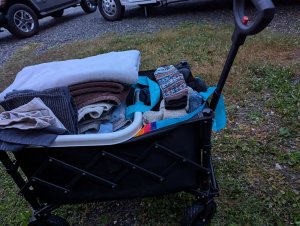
[181,200,217,226]
[28,215,70,226]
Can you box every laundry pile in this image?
[0,50,141,151]
[0,50,208,151]
[69,81,131,134]
[136,62,207,136]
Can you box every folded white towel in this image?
[0,50,141,101]
[78,103,114,122]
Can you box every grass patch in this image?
[0,23,299,225]
[247,65,300,170]
[248,65,299,130]
[0,165,31,226]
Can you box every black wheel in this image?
[81,0,97,13]
[6,4,39,38]
[181,200,217,226]
[51,10,64,18]
[98,0,125,21]
[28,215,70,226]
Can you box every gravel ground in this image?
[0,1,299,66]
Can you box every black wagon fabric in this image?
[13,117,210,204]
[0,87,78,134]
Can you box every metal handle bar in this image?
[210,0,275,111]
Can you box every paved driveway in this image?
[0,1,299,66]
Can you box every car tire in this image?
[6,4,39,38]
[98,0,125,21]
[81,0,97,13]
[51,9,64,18]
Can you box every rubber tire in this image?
[28,215,70,226]
[181,201,217,226]
[98,0,125,21]
[81,0,97,13]
[181,202,205,226]
[51,9,64,18]
[6,4,39,38]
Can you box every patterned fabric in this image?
[135,122,157,137]
[154,65,188,109]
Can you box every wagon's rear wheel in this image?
[181,200,217,226]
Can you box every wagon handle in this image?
[210,0,275,111]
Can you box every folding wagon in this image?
[0,0,275,225]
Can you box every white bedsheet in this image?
[0,50,141,101]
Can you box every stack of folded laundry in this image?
[69,81,132,134]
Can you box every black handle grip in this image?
[233,0,275,36]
